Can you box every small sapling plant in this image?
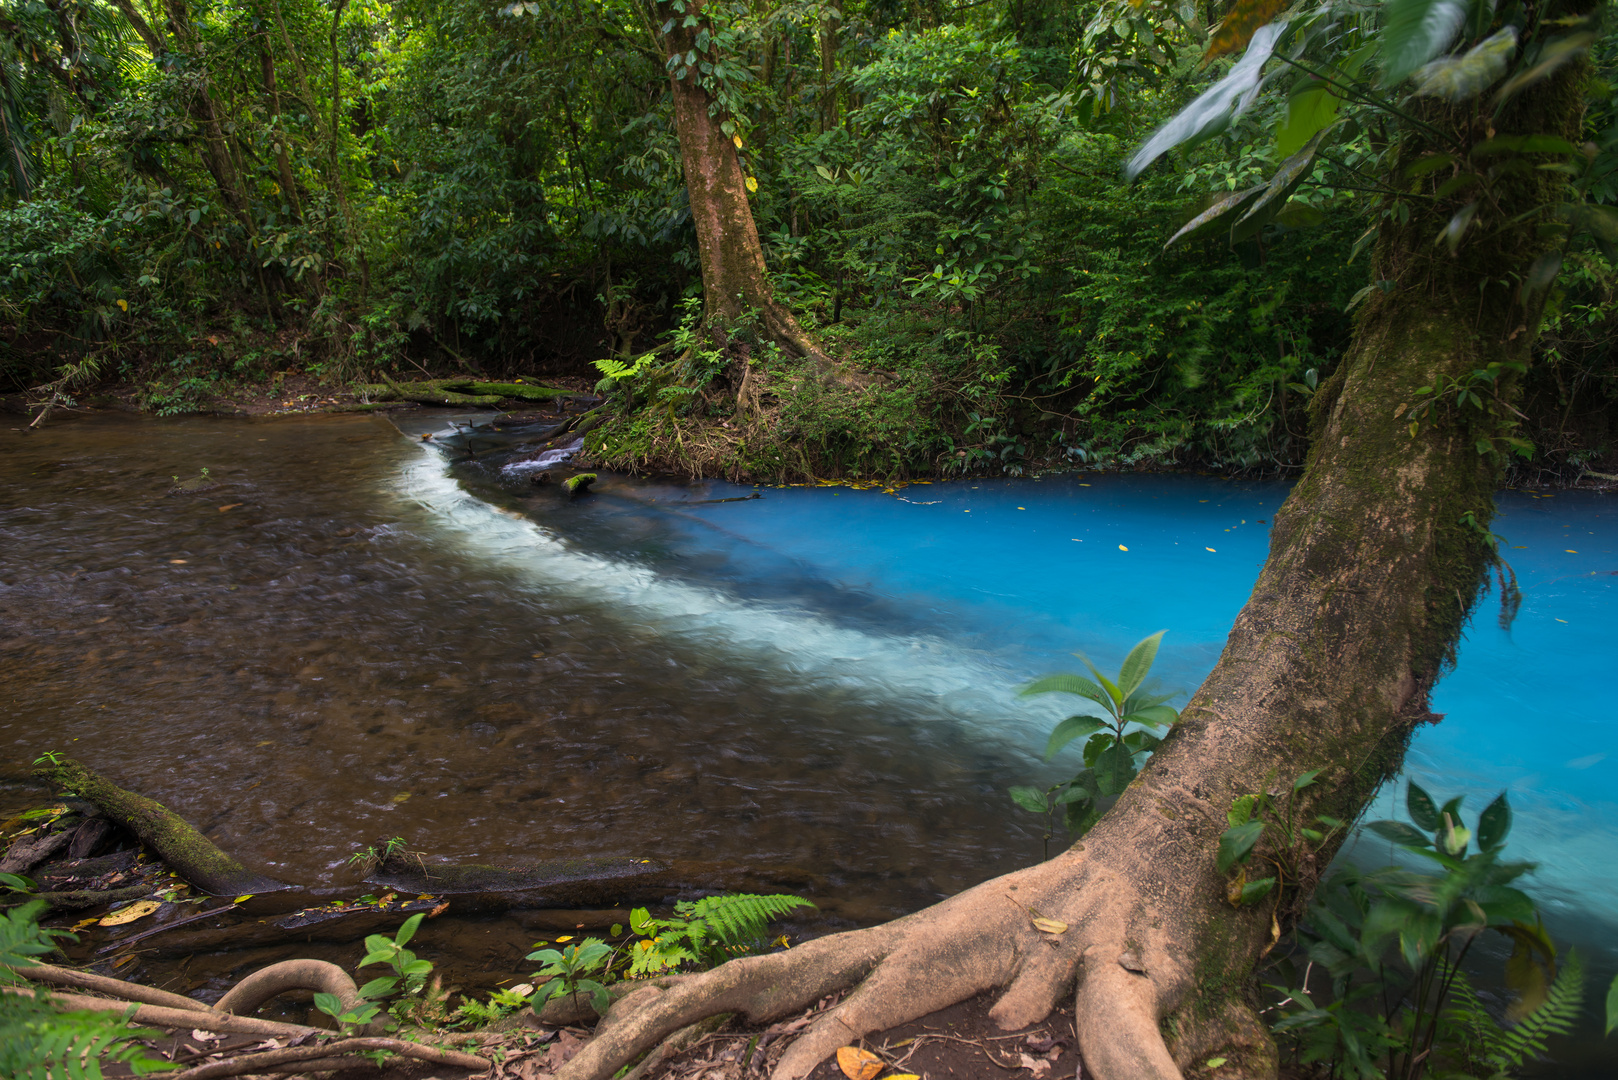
[1217,769,1346,907]
[1010,631,1181,855]
[527,939,613,1016]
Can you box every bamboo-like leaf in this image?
[1273,200,1325,227]
[1204,0,1291,61]
[1410,26,1517,102]
[1117,630,1166,698]
[1524,250,1563,294]
[1437,201,1478,250]
[1164,185,1265,249]
[1495,30,1597,104]
[1380,0,1468,86]
[1127,22,1286,180]
[1233,128,1329,238]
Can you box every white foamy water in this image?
[397,447,1067,740]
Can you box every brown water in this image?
[0,413,1045,923]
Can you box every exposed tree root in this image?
[556,841,1200,1080]
[166,1037,489,1079]
[19,961,216,1011]
[211,958,366,1019]
[6,987,320,1038]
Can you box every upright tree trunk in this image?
[552,45,1588,1080]
[657,1,825,362]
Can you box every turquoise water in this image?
[442,432,1616,1029]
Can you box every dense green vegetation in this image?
[3,0,1611,476]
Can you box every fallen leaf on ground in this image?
[1031,917,1068,935]
[1018,1052,1053,1077]
[541,1031,583,1071]
[836,1045,883,1080]
[99,899,161,926]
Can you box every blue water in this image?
[420,428,1615,1049]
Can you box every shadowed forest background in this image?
[2,0,1613,477]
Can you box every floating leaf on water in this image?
[1031,917,1069,935]
[836,1046,883,1080]
[100,899,161,926]
[234,894,253,904]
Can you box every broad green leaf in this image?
[1054,782,1094,805]
[1064,800,1102,835]
[1127,23,1287,180]
[1084,731,1116,767]
[1205,0,1291,61]
[1045,715,1108,759]
[1293,769,1321,791]
[395,912,424,948]
[1228,793,1260,827]
[1399,908,1443,968]
[1236,129,1326,242]
[1605,972,1617,1036]
[1410,26,1517,102]
[358,976,397,999]
[1273,201,1326,228]
[1367,820,1432,847]
[1217,820,1265,873]
[1164,185,1265,249]
[1276,82,1341,159]
[1093,669,1123,708]
[1123,705,1179,730]
[1122,729,1162,753]
[1381,0,1468,86]
[1009,785,1049,813]
[1477,791,1512,850]
[1118,631,1166,698]
[1022,673,1108,706]
[1094,740,1136,796]
[313,992,344,1017]
[1406,782,1441,832]
[1239,876,1276,905]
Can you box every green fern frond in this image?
[676,893,815,947]
[1487,949,1584,1071]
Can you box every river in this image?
[1,411,1613,1069]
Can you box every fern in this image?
[0,902,176,1078]
[676,894,815,949]
[627,893,815,976]
[1484,950,1584,1072]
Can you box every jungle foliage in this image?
[0,0,1613,474]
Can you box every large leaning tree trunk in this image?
[553,46,1587,1080]
[654,0,828,363]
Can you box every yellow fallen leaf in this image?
[1031,917,1068,935]
[100,899,161,926]
[1118,544,1128,551]
[836,1046,883,1080]
[554,935,573,943]
[888,1075,921,1079]
[745,175,758,193]
[732,134,744,149]
[1565,549,1578,553]
[116,299,128,311]
[1205,547,1216,553]
[233,894,253,904]
[218,503,242,512]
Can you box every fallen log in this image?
[361,377,568,406]
[32,758,286,896]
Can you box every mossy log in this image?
[33,758,286,896]
[359,378,568,407]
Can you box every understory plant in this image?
[318,913,438,1032]
[1009,631,1181,855]
[1,898,176,1078]
[1265,781,1585,1079]
[521,893,816,1018]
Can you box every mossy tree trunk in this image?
[552,53,1585,1080]
[656,0,827,363]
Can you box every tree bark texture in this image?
[658,1,825,362]
[552,35,1587,1080]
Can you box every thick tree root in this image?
[212,958,366,1018]
[554,841,1194,1080]
[19,962,215,1011]
[6,987,320,1037]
